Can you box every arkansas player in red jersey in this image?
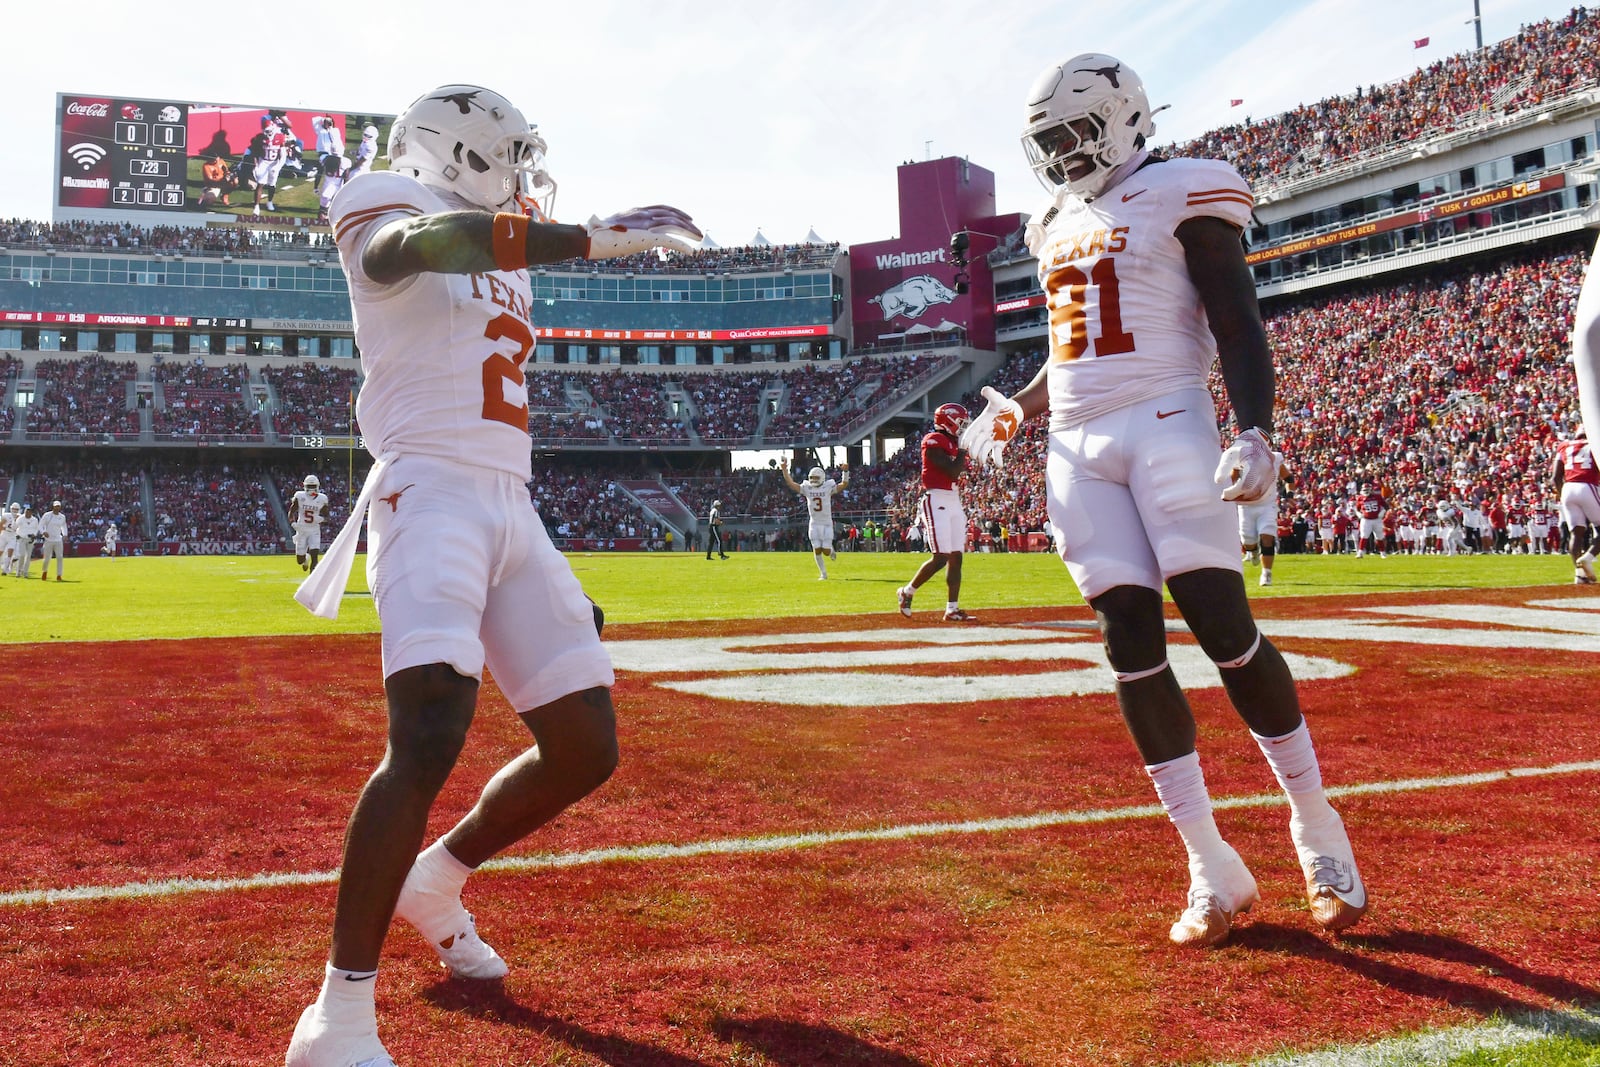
[1553,426,1600,583]
[897,403,976,621]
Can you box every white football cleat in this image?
[394,866,508,980]
[1259,571,1272,587]
[897,586,913,618]
[285,1003,395,1067]
[1290,811,1368,932]
[1170,850,1259,948]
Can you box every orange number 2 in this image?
[481,313,534,429]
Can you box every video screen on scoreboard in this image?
[55,93,394,222]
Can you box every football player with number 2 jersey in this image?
[961,53,1366,949]
[780,456,849,578]
[286,84,700,1067]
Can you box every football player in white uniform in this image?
[286,84,700,1067]
[780,456,849,578]
[103,522,119,556]
[38,500,68,580]
[11,504,39,578]
[1238,454,1290,586]
[962,54,1365,949]
[1573,233,1600,439]
[290,475,330,572]
[0,502,18,575]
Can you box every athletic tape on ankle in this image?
[1113,660,1169,683]
[1213,629,1262,669]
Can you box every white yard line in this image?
[4,759,1595,909]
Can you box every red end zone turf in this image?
[0,587,1595,1065]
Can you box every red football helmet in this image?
[933,403,970,437]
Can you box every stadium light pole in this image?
[1466,0,1483,50]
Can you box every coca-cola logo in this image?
[66,101,110,117]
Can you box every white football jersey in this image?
[332,170,534,479]
[799,481,837,525]
[1028,156,1256,429]
[291,490,329,527]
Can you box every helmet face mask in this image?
[388,85,557,218]
[807,467,825,487]
[934,403,970,438]
[304,475,320,492]
[1022,53,1155,201]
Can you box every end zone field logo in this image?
[608,599,1600,706]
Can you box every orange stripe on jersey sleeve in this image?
[1187,192,1256,208]
[332,203,421,245]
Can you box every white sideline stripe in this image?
[1230,1005,1600,1067]
[4,759,1597,909]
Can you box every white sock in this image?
[1145,751,1234,882]
[947,601,958,612]
[816,556,827,576]
[1251,721,1336,824]
[400,840,473,940]
[316,962,377,1027]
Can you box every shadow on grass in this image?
[711,1016,932,1066]
[419,980,712,1066]
[1233,922,1598,1018]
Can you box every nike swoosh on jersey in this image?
[1121,189,1148,202]
[1155,409,1186,419]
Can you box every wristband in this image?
[492,212,530,272]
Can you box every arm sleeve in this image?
[1169,158,1255,231]
[329,170,429,298]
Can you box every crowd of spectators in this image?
[150,360,261,439]
[0,218,326,257]
[546,242,840,276]
[262,364,359,437]
[26,356,141,436]
[147,460,281,544]
[17,456,145,543]
[1166,7,1600,188]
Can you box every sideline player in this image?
[38,500,68,580]
[1238,453,1290,585]
[1553,425,1599,583]
[290,474,329,572]
[286,83,700,1067]
[1355,482,1387,558]
[0,501,18,575]
[961,53,1366,947]
[897,403,976,621]
[780,456,849,579]
[11,504,39,578]
[103,522,119,557]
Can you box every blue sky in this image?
[0,0,1578,247]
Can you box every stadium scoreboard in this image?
[55,92,393,222]
[292,435,365,450]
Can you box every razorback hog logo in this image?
[870,274,958,321]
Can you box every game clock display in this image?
[55,92,393,222]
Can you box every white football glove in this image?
[585,205,703,260]
[1214,427,1276,502]
[959,386,1025,470]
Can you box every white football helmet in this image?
[304,475,320,492]
[807,467,825,487]
[1021,53,1157,201]
[387,85,556,218]
[7,502,17,513]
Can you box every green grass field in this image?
[0,547,1580,645]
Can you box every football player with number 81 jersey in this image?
[959,53,1366,950]
[287,84,701,1067]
